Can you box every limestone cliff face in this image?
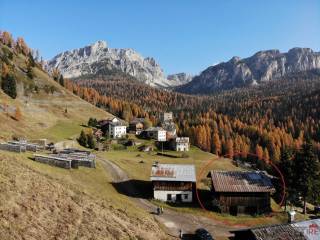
[47,41,183,87]
[177,48,320,94]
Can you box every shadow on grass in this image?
[111,179,152,199]
[182,233,196,240]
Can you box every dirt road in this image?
[98,157,237,240]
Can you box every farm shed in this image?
[150,163,196,203]
[207,171,275,215]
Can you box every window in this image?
[184,194,188,200]
[167,194,172,201]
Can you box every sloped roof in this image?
[251,224,305,240]
[150,164,196,182]
[208,171,275,193]
[292,219,320,240]
[130,118,145,124]
[145,127,165,132]
[231,219,320,240]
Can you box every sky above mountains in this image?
[1,0,319,75]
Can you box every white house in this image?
[150,163,196,203]
[144,127,167,141]
[108,122,127,139]
[174,137,190,151]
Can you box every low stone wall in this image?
[34,155,72,169]
[0,143,26,153]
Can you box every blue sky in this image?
[1,0,319,75]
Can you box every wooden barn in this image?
[207,171,275,215]
[150,163,196,203]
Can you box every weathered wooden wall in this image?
[215,192,271,214]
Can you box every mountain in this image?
[47,40,189,88]
[167,72,193,86]
[176,48,320,94]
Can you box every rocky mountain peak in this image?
[47,41,189,88]
[90,40,107,52]
[229,56,241,63]
[177,47,320,94]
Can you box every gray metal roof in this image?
[150,164,196,182]
[208,170,275,193]
[232,219,320,240]
[292,219,320,240]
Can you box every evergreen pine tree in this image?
[1,74,17,99]
[59,75,64,86]
[78,130,87,147]
[294,140,320,213]
[87,133,96,149]
[279,148,297,208]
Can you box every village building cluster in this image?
[131,112,190,152]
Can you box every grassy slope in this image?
[0,46,111,141]
[0,45,168,239]
[0,151,167,240]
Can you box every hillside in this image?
[0,37,168,239]
[0,42,113,141]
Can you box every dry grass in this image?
[0,47,112,142]
[0,151,169,240]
